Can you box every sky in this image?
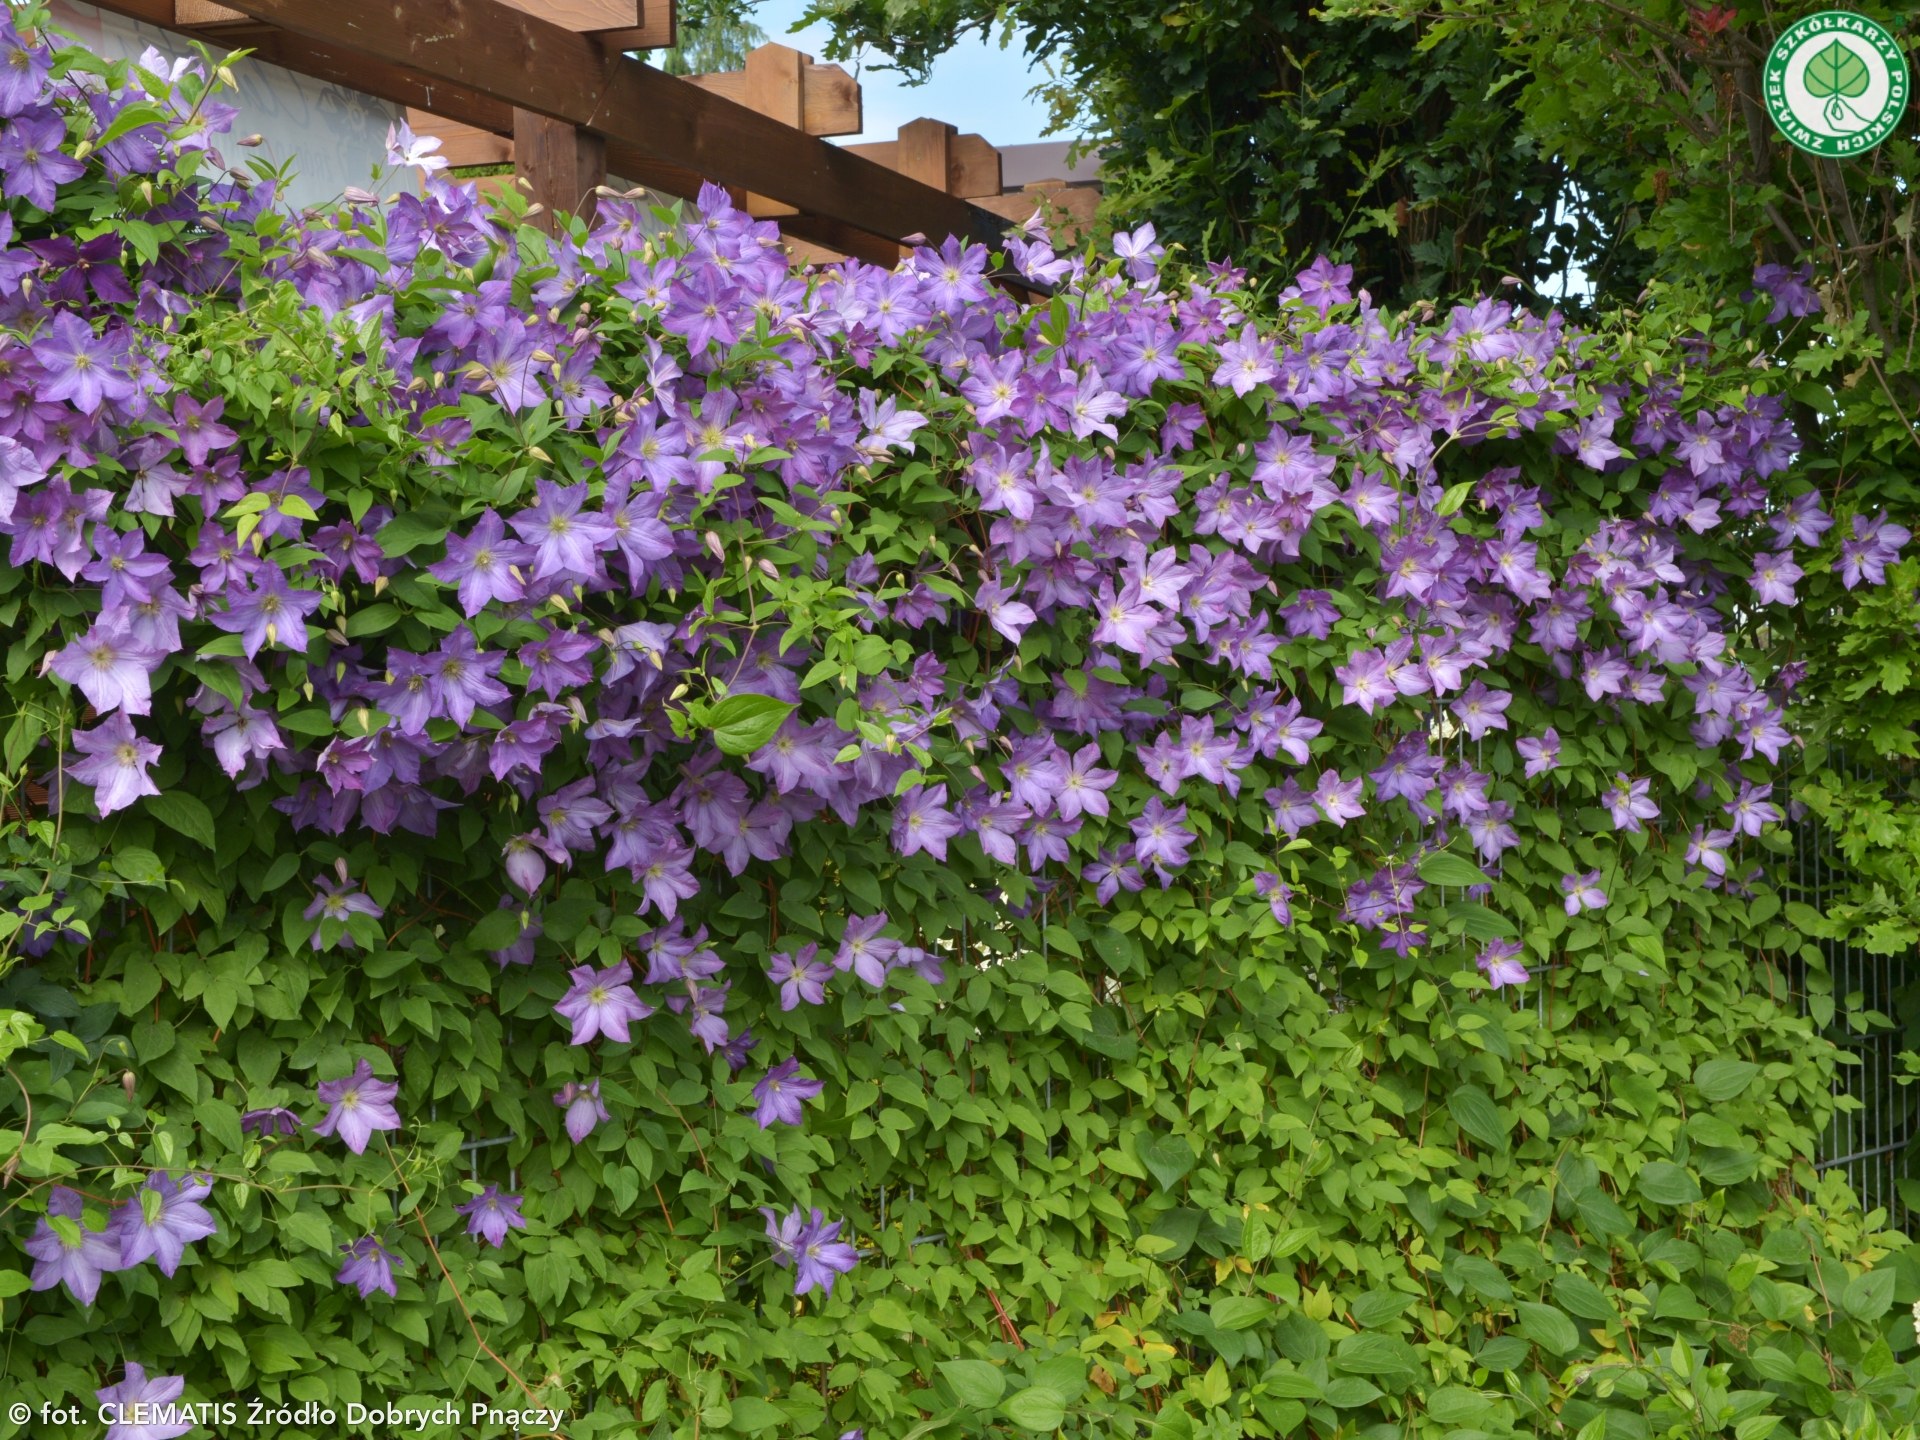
[746,0,1059,148]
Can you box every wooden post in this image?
[895,119,954,193]
[513,109,605,230]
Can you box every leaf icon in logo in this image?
[1803,38,1871,99]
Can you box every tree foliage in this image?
[800,0,1636,303]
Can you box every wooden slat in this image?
[777,214,904,269]
[975,181,1100,243]
[592,0,675,49]
[404,107,513,168]
[514,108,604,226]
[174,0,245,22]
[849,123,999,200]
[500,0,636,29]
[179,0,640,25]
[92,0,1024,262]
[780,233,846,267]
[685,45,860,137]
[949,133,1001,201]
[894,118,951,191]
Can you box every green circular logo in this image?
[1764,10,1910,156]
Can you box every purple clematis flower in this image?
[1561,870,1608,915]
[1517,728,1560,778]
[0,112,86,214]
[430,508,534,615]
[554,960,653,1044]
[750,1057,823,1128]
[97,1363,195,1440]
[1130,797,1194,871]
[767,942,831,1010]
[240,1107,301,1137]
[833,913,900,987]
[209,566,321,658]
[892,782,963,860]
[24,1186,122,1305]
[1477,939,1530,989]
[50,616,163,716]
[760,1205,859,1297]
[67,713,162,817]
[312,1059,402,1154]
[1253,872,1293,927]
[455,1185,527,1248]
[1603,772,1659,832]
[303,872,383,950]
[554,1079,610,1142]
[111,1172,217,1276]
[335,1235,403,1299]
[509,479,614,583]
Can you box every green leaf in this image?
[375,511,450,558]
[112,847,167,887]
[1418,850,1492,888]
[939,1359,1006,1408]
[344,603,402,638]
[1637,1161,1702,1206]
[93,100,172,150]
[1692,1058,1758,1102]
[1001,1386,1066,1431]
[1436,480,1474,516]
[1139,1133,1197,1191]
[1843,1266,1896,1322]
[705,694,796,756]
[144,791,217,850]
[469,907,524,952]
[1448,1085,1510,1150]
[1802,39,1870,99]
[1514,1301,1582,1355]
[728,1398,786,1433]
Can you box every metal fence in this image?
[1793,757,1917,1226]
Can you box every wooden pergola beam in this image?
[176,0,656,35]
[96,0,1018,254]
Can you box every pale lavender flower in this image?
[50,617,163,715]
[767,943,830,1009]
[240,1107,300,1137]
[892,782,963,860]
[1603,773,1659,832]
[98,1363,194,1440]
[554,960,652,1044]
[312,1059,402,1154]
[111,1173,217,1276]
[455,1185,526,1247]
[24,1186,122,1305]
[834,913,900,987]
[554,1079,609,1142]
[750,1058,823,1128]
[1477,939,1530,989]
[67,713,162,816]
[335,1235,402,1299]
[1517,728,1560,778]
[1561,870,1608,915]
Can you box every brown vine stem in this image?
[378,1139,554,1423]
[0,1066,32,1188]
[409,1208,554,1422]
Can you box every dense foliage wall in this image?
[1,11,1918,1440]
[1312,0,1920,973]
[800,0,1628,302]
